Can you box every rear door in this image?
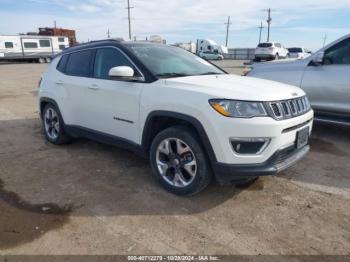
[301,37,350,115]
[60,49,96,127]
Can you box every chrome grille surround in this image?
[266,96,311,120]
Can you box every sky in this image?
[0,0,350,51]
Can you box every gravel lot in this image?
[0,62,349,256]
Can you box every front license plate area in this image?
[296,127,309,149]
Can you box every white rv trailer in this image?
[0,35,69,63]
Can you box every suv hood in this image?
[164,74,305,101]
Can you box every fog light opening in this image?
[230,138,271,155]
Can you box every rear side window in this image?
[5,42,13,48]
[65,50,94,77]
[93,48,136,79]
[57,55,69,73]
[58,38,65,42]
[257,43,272,48]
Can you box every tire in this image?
[38,57,46,64]
[254,57,261,62]
[45,57,51,63]
[275,53,279,60]
[150,126,212,196]
[42,103,71,145]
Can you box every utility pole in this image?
[126,0,134,40]
[224,16,232,47]
[54,20,57,28]
[257,21,264,43]
[323,35,327,47]
[263,8,273,42]
[107,29,111,38]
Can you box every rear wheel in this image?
[275,53,279,60]
[42,103,71,145]
[45,57,51,63]
[150,126,212,196]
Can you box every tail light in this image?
[38,77,42,88]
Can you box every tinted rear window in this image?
[65,50,94,77]
[288,48,303,53]
[258,43,272,48]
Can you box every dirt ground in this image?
[0,62,349,255]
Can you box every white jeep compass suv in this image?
[39,40,313,195]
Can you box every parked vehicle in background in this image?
[39,40,313,195]
[287,47,310,59]
[199,51,224,60]
[254,42,289,61]
[247,34,350,126]
[173,42,196,53]
[196,39,228,55]
[0,35,69,63]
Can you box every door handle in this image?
[55,80,64,86]
[88,84,100,90]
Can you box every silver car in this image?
[247,34,350,126]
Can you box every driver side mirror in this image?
[311,51,324,65]
[108,66,142,81]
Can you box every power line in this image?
[262,8,274,42]
[224,16,232,47]
[257,21,264,43]
[323,35,327,47]
[126,0,134,40]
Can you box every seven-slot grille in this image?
[267,96,311,120]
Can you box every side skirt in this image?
[65,125,147,158]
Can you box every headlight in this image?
[209,99,267,118]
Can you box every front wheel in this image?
[150,126,212,196]
[275,53,279,60]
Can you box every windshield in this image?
[126,44,224,78]
[288,48,303,53]
[257,43,272,48]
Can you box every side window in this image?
[5,42,13,48]
[59,45,66,50]
[275,43,281,48]
[24,42,38,48]
[324,38,350,65]
[65,50,94,77]
[39,39,51,47]
[56,54,69,73]
[93,48,137,79]
[58,38,65,42]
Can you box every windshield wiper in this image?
[155,73,192,78]
[199,72,222,75]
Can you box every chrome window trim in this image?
[57,45,146,82]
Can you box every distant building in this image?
[38,27,77,46]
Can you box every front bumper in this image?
[213,144,310,184]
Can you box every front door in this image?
[83,47,145,144]
[301,37,350,115]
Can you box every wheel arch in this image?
[141,111,217,166]
[39,97,61,120]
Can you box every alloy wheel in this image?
[156,138,197,187]
[44,108,60,140]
